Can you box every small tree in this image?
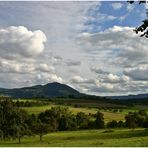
[125,113,138,129]
[58,114,77,131]
[32,119,50,141]
[94,111,104,129]
[76,112,90,129]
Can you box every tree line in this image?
[0,99,148,143]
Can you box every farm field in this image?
[21,101,148,122]
[0,128,148,147]
[22,104,125,122]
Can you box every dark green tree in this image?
[94,111,104,129]
[143,117,148,128]
[117,120,125,128]
[0,99,31,143]
[58,114,77,131]
[32,119,50,141]
[125,112,138,129]
[107,120,118,128]
[38,106,76,131]
[128,0,148,37]
[76,112,90,129]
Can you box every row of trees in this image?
[107,110,148,129]
[14,100,49,107]
[0,99,148,143]
[125,110,148,129]
[0,99,104,143]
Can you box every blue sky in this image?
[0,1,147,96]
[84,1,146,32]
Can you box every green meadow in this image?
[22,104,125,122]
[0,128,148,147]
[1,98,147,147]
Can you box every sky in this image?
[0,1,148,96]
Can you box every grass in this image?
[21,100,148,123]
[22,104,125,122]
[2,99,148,146]
[0,128,148,147]
[22,105,56,114]
[13,99,38,102]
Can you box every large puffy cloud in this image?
[124,66,148,81]
[103,74,130,84]
[70,74,147,95]
[79,26,148,67]
[0,2,147,95]
[104,74,121,83]
[0,25,64,88]
[77,24,148,95]
[0,26,47,60]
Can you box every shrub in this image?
[107,120,118,128]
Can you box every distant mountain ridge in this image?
[0,82,147,100]
[108,94,148,100]
[0,82,81,98]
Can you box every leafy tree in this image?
[58,114,77,131]
[107,120,118,128]
[94,111,104,129]
[0,99,31,143]
[125,110,148,128]
[125,112,139,129]
[76,112,90,129]
[128,0,148,37]
[38,106,77,131]
[32,119,50,141]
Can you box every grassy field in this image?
[22,104,125,122]
[1,99,147,146]
[17,98,147,122]
[0,128,148,147]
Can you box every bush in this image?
[107,120,118,128]
[117,120,125,128]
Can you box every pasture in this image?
[1,98,148,147]
[0,128,148,147]
[22,104,125,122]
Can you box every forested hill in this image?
[0,82,147,103]
[0,82,81,98]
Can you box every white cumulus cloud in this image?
[0,26,47,60]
